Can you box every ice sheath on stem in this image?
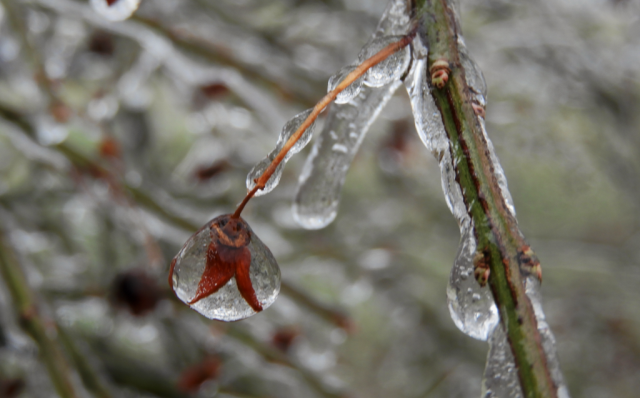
[293,0,411,229]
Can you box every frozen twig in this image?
[412,0,558,396]
[232,32,416,219]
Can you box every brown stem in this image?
[231,32,415,219]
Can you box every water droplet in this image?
[90,0,141,22]
[328,65,364,104]
[247,109,317,196]
[170,215,280,321]
[358,36,410,88]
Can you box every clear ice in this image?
[293,0,411,229]
[246,109,317,196]
[404,57,499,341]
[481,278,571,398]
[293,82,402,229]
[359,35,411,88]
[171,217,281,321]
[328,65,364,104]
[90,0,141,22]
[482,324,523,398]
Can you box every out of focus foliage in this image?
[0,0,639,397]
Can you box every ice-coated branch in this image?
[0,229,78,398]
[233,32,415,219]
[410,0,562,397]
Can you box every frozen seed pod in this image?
[170,215,280,321]
[328,65,364,104]
[90,0,141,22]
[247,109,317,196]
[358,36,410,88]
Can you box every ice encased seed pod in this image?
[170,215,280,321]
[247,108,317,196]
[90,0,141,22]
[358,36,411,88]
[328,65,364,104]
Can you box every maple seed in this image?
[188,215,263,312]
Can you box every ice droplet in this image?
[247,109,317,196]
[328,65,364,104]
[446,225,499,340]
[293,82,402,229]
[90,0,141,22]
[171,215,280,321]
[359,36,410,88]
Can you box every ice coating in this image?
[246,109,317,196]
[482,325,523,398]
[358,36,411,88]
[525,277,571,398]
[293,0,411,230]
[481,279,571,398]
[294,82,402,229]
[171,217,281,321]
[90,0,140,22]
[405,56,499,340]
[458,41,487,107]
[328,65,364,104]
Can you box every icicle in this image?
[405,56,499,340]
[328,65,364,104]
[482,325,523,398]
[170,215,281,321]
[359,35,411,88]
[90,0,140,22]
[293,82,402,229]
[292,0,411,229]
[246,109,317,196]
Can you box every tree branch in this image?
[412,0,557,396]
[0,229,78,398]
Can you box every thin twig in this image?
[232,32,415,219]
[0,229,78,398]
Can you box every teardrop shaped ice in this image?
[358,36,411,88]
[247,109,317,196]
[170,215,281,321]
[90,0,141,22]
[482,325,523,398]
[328,65,364,104]
[446,225,499,341]
[294,82,402,229]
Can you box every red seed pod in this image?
[169,214,280,321]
